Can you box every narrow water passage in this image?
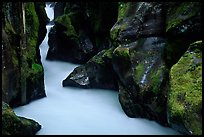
[13,4,180,135]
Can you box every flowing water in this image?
[13,4,181,135]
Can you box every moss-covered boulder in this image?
[167,41,202,135]
[62,2,202,134]
[2,101,41,135]
[164,2,202,68]
[112,37,169,125]
[2,2,46,107]
[63,47,118,90]
[46,2,118,64]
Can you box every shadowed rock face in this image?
[54,2,65,20]
[111,2,165,44]
[164,2,202,69]
[63,48,118,90]
[112,37,169,125]
[2,101,41,135]
[2,2,46,107]
[46,2,118,64]
[62,2,202,135]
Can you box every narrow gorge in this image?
[2,2,202,135]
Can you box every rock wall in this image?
[46,2,118,63]
[2,2,48,107]
[2,2,48,135]
[62,2,202,135]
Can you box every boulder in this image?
[112,37,169,125]
[111,2,165,44]
[63,47,118,90]
[164,2,202,68]
[2,101,41,135]
[167,41,202,135]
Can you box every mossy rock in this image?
[63,47,118,90]
[31,63,43,74]
[167,41,202,135]
[54,14,77,38]
[113,45,130,58]
[2,101,41,135]
[88,50,106,65]
[166,2,201,32]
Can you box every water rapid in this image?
[13,4,180,135]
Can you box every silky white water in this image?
[13,4,181,135]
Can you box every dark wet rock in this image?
[34,2,49,64]
[2,2,46,107]
[54,2,65,20]
[46,15,94,63]
[62,2,202,135]
[2,101,41,135]
[167,41,202,135]
[46,2,118,64]
[63,47,118,90]
[46,2,55,8]
[164,2,202,68]
[111,2,165,44]
[112,37,169,125]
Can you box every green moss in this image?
[11,48,19,66]
[150,69,162,94]
[110,22,128,42]
[118,2,129,21]
[168,42,202,135]
[189,40,202,52]
[24,2,39,64]
[89,52,105,65]
[102,47,114,60]
[25,2,39,39]
[4,18,19,67]
[54,14,77,38]
[166,2,200,32]
[32,63,43,74]
[2,102,41,135]
[113,46,130,58]
[4,19,16,35]
[134,63,145,83]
